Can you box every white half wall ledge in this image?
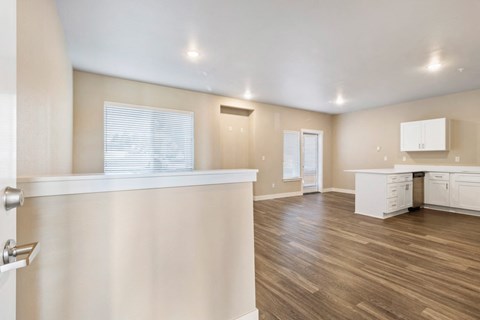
[235,309,259,320]
[18,169,258,198]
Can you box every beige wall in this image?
[73,71,333,195]
[333,89,480,190]
[250,103,332,196]
[17,183,256,320]
[17,0,73,175]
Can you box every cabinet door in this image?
[396,182,412,209]
[400,121,423,151]
[425,179,450,206]
[450,174,480,210]
[404,182,413,208]
[423,118,447,151]
[397,184,406,209]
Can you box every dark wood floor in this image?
[254,192,480,320]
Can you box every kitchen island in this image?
[347,169,414,219]
[348,165,480,219]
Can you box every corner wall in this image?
[332,89,480,190]
[17,0,73,175]
[72,71,333,196]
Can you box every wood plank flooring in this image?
[254,192,480,320]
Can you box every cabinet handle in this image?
[418,143,421,149]
[446,183,448,190]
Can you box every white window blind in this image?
[283,130,300,179]
[104,103,194,173]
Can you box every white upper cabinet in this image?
[400,121,423,151]
[400,118,449,152]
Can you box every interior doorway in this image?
[301,130,323,194]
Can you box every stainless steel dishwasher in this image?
[409,172,425,211]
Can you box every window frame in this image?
[103,101,195,174]
[282,130,301,181]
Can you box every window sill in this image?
[283,178,302,182]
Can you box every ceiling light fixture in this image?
[335,95,345,105]
[426,62,442,72]
[244,90,252,100]
[187,50,200,58]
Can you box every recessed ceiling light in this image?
[187,50,200,58]
[244,90,252,100]
[458,67,465,73]
[335,95,345,105]
[426,62,442,72]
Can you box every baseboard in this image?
[235,309,259,320]
[254,191,302,201]
[254,188,355,200]
[423,204,480,217]
[323,188,355,194]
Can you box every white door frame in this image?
[300,129,323,194]
[0,0,18,318]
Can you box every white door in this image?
[302,131,323,194]
[0,0,18,318]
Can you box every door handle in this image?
[0,239,40,273]
[3,186,24,211]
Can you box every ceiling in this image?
[55,0,480,114]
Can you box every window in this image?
[104,102,194,173]
[283,130,300,180]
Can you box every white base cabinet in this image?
[450,173,480,211]
[355,173,412,219]
[425,172,450,206]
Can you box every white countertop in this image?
[18,169,258,198]
[345,168,418,174]
[346,164,480,175]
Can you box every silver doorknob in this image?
[3,186,24,211]
[1,239,40,273]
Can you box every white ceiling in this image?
[55,0,480,114]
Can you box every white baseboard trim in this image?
[235,309,259,320]
[254,191,302,201]
[323,188,355,194]
[254,188,356,200]
[423,204,480,217]
[355,209,407,219]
